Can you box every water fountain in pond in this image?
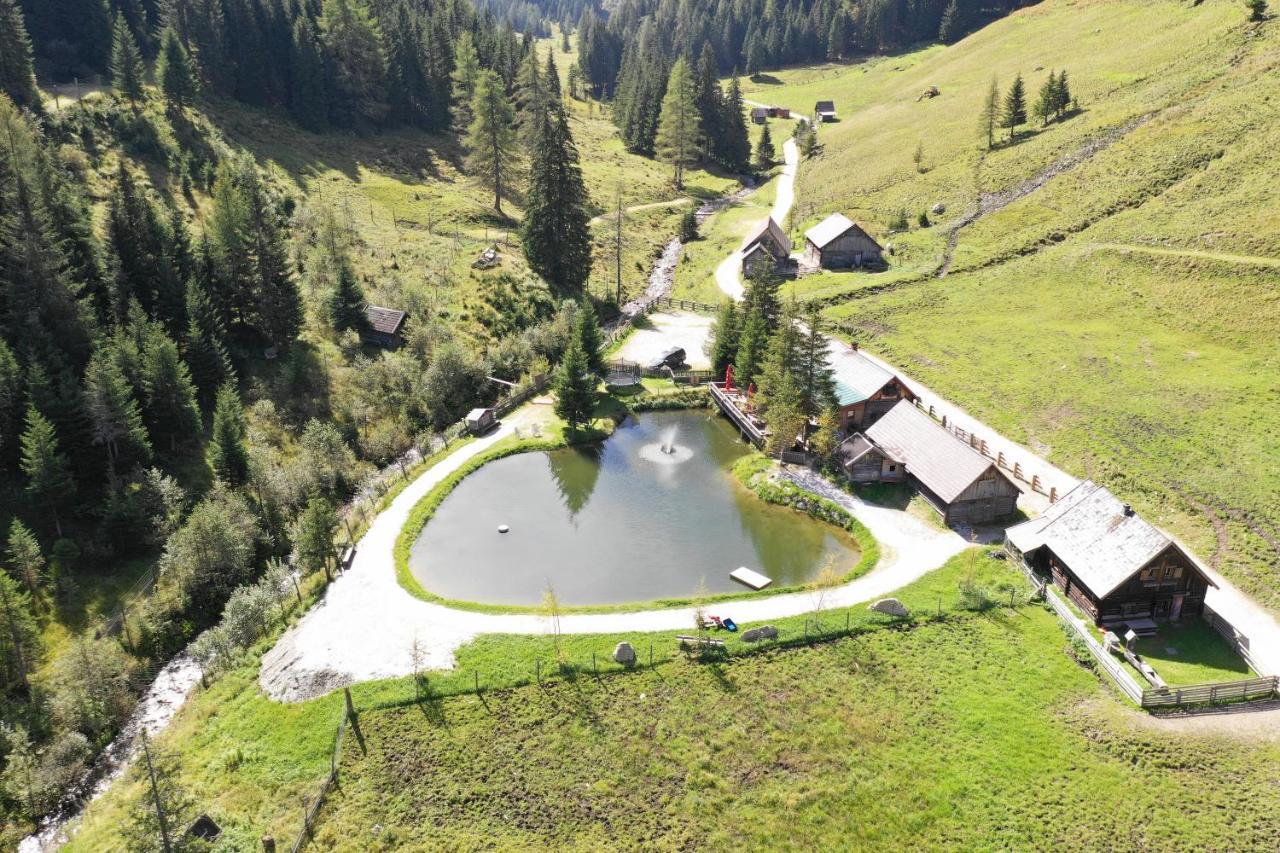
[639,424,693,465]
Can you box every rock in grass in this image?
[870,598,909,617]
[613,642,636,665]
[742,625,778,643]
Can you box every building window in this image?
[1164,564,1182,580]
[1140,566,1159,582]
[888,464,897,472]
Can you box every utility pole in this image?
[613,183,624,306]
[140,732,174,853]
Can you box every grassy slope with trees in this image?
[733,0,1280,612]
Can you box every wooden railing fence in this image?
[291,704,351,852]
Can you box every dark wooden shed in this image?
[803,214,883,269]
[740,217,792,277]
[362,305,407,348]
[1007,481,1217,627]
[814,100,837,121]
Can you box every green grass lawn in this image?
[1128,619,1254,687]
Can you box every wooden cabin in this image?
[465,407,497,435]
[750,107,769,124]
[863,401,1020,525]
[768,106,790,119]
[814,100,837,122]
[362,305,407,348]
[830,349,915,431]
[803,214,883,269]
[740,217,791,277]
[1007,481,1217,628]
[836,434,905,483]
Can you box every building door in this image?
[1170,594,1185,621]
[1153,597,1172,619]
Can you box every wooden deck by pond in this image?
[709,382,767,448]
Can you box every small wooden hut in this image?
[803,214,883,269]
[814,100,837,122]
[740,217,791,277]
[362,305,407,348]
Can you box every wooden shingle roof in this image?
[741,217,791,256]
[364,305,407,336]
[865,400,1001,503]
[805,213,881,251]
[1006,481,1216,599]
[815,100,836,113]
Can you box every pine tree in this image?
[679,210,698,242]
[156,25,198,113]
[110,12,146,106]
[6,519,45,602]
[450,30,481,133]
[140,326,202,453]
[522,101,592,292]
[327,256,367,332]
[719,76,751,172]
[1034,71,1057,126]
[939,0,968,44]
[320,0,389,127]
[1246,0,1267,23]
[552,337,595,433]
[514,46,546,146]
[979,76,999,149]
[693,43,722,160]
[465,70,519,215]
[208,380,248,485]
[709,300,740,376]
[240,167,302,350]
[1001,73,1027,141]
[654,58,701,189]
[574,302,605,375]
[755,121,776,170]
[18,407,74,536]
[798,304,836,419]
[757,301,802,414]
[827,9,851,60]
[0,0,41,110]
[83,345,152,473]
[292,493,337,577]
[1053,69,1072,119]
[545,51,562,100]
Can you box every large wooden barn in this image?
[740,217,791,278]
[803,214,883,269]
[1006,481,1217,628]
[860,401,1021,525]
[830,349,915,431]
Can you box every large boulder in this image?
[613,642,637,665]
[742,625,779,643]
[870,598,909,618]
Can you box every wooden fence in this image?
[291,703,352,852]
[1203,602,1260,674]
[1009,546,1278,710]
[650,296,720,313]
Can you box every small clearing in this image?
[613,312,714,369]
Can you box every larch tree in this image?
[654,57,701,189]
[978,76,999,149]
[18,407,73,536]
[110,12,146,106]
[6,519,45,601]
[0,571,40,694]
[292,493,338,578]
[450,30,481,133]
[465,69,519,215]
[522,101,592,292]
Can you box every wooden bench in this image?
[676,635,726,649]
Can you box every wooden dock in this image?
[730,567,773,590]
[709,383,766,448]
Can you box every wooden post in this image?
[1049,486,1058,503]
[649,641,654,669]
[1032,474,1042,493]
[536,659,541,685]
[592,652,598,679]
[292,575,302,604]
[261,836,276,852]
[344,687,355,721]
[474,670,479,695]
[140,733,174,853]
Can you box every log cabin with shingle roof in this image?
[829,346,915,431]
[860,400,1020,524]
[740,217,792,278]
[362,305,408,348]
[803,214,883,269]
[1007,481,1217,627]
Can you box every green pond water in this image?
[409,410,860,606]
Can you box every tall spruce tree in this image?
[522,101,592,292]
[654,57,701,189]
[289,17,329,131]
[6,519,45,601]
[552,336,594,432]
[208,380,248,485]
[320,0,389,127]
[182,275,232,409]
[798,304,836,419]
[719,76,752,172]
[139,325,201,453]
[733,304,768,391]
[465,70,519,215]
[326,256,367,332]
[573,302,605,375]
[978,76,999,149]
[693,43,722,160]
[0,0,41,110]
[1001,73,1027,141]
[709,300,740,376]
[110,12,146,105]
[83,344,152,473]
[156,25,198,113]
[755,121,775,170]
[0,570,40,694]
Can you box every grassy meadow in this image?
[736,0,1280,611]
[67,548,1278,852]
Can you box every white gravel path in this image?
[716,112,803,302]
[614,312,713,369]
[259,415,967,701]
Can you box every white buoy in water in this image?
[498,524,510,534]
